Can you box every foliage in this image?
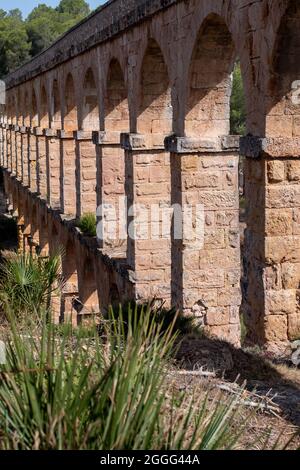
[110,300,203,338]
[0,252,62,320]
[78,212,97,237]
[230,63,246,135]
[0,10,31,77]
[0,1,91,76]
[0,305,261,450]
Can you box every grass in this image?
[0,305,268,450]
[77,213,97,237]
[0,252,297,450]
[108,300,203,339]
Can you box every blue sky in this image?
[1,1,105,19]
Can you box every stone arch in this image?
[266,1,300,137]
[6,96,12,124]
[31,87,39,127]
[24,90,31,127]
[80,255,98,310]
[63,238,78,292]
[40,85,49,128]
[49,222,61,255]
[105,58,129,132]
[11,94,17,125]
[16,88,22,125]
[30,204,39,248]
[51,79,62,130]
[81,67,99,130]
[185,13,236,138]
[63,73,78,131]
[137,38,172,135]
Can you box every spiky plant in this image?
[0,304,275,450]
[0,252,63,320]
[78,213,97,237]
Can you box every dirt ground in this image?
[171,334,300,449]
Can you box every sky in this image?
[0,1,105,19]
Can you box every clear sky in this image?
[0,1,106,19]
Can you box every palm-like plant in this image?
[0,252,63,320]
[0,305,271,450]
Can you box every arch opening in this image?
[267,1,300,137]
[40,86,49,128]
[64,74,78,132]
[31,89,39,127]
[137,39,172,135]
[105,59,129,132]
[82,68,99,131]
[51,79,62,130]
[186,14,236,138]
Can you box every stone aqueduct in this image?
[0,0,300,350]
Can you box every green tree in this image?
[26,5,60,56]
[230,63,246,135]
[57,0,90,17]
[0,10,30,77]
[26,1,91,57]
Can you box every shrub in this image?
[109,300,203,339]
[0,252,62,320]
[0,305,265,450]
[78,213,97,237]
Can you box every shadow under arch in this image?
[63,73,78,132]
[81,67,99,131]
[105,58,129,132]
[40,85,49,129]
[51,79,62,130]
[185,13,236,138]
[266,0,300,137]
[137,38,172,136]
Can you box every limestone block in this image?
[288,313,300,340]
[287,161,300,182]
[264,315,288,343]
[267,160,285,183]
[265,289,296,316]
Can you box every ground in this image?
[172,334,300,449]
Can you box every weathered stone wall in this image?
[0,0,300,351]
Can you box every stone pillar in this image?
[10,125,16,175]
[27,128,38,193]
[35,127,47,199]
[121,133,172,304]
[11,125,18,176]
[58,131,76,216]
[5,125,11,171]
[20,127,29,186]
[44,129,60,209]
[15,127,22,180]
[93,131,126,257]
[165,136,241,346]
[0,125,4,166]
[74,131,97,218]
[17,220,25,254]
[241,136,300,352]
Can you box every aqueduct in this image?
[0,0,300,351]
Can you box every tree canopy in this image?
[0,1,91,77]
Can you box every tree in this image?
[26,1,91,57]
[57,0,90,18]
[0,10,30,77]
[26,5,60,56]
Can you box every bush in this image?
[0,252,62,320]
[0,305,260,450]
[109,300,203,338]
[78,213,97,237]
